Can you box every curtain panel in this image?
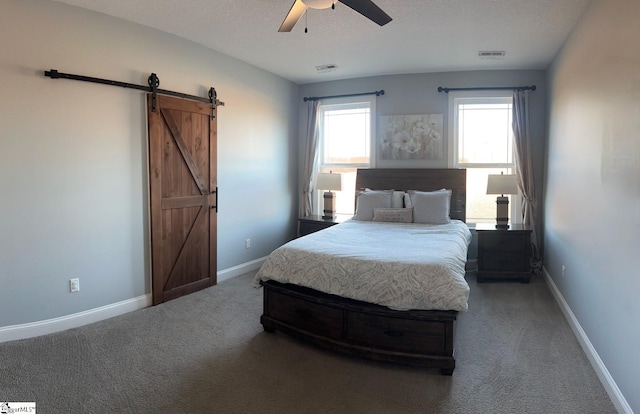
[299,100,321,217]
[512,90,540,259]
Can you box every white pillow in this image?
[353,190,393,221]
[404,188,448,208]
[362,188,404,208]
[372,207,413,223]
[406,189,452,224]
[392,191,405,208]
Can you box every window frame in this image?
[447,90,522,224]
[315,95,376,215]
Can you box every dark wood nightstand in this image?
[476,223,533,283]
[298,215,350,237]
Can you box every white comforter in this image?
[255,219,472,311]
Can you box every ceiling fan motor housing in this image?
[302,0,337,9]
[279,0,391,32]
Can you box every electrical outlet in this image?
[69,278,80,293]
[561,265,566,277]
[245,238,251,249]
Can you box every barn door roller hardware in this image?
[44,69,224,118]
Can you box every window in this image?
[448,91,520,224]
[316,96,375,215]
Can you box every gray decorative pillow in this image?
[404,188,448,208]
[391,191,405,208]
[353,190,393,221]
[362,188,404,208]
[406,189,452,224]
[372,207,413,223]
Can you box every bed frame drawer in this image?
[263,289,344,340]
[346,312,447,355]
[260,280,458,375]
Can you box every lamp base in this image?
[322,191,336,219]
[495,196,509,229]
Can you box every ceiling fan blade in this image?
[338,0,392,26]
[279,0,308,32]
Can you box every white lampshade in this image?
[486,174,518,196]
[316,172,343,191]
[302,0,337,9]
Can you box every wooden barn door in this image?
[147,94,217,305]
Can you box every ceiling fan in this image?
[279,0,392,32]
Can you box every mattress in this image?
[255,219,472,311]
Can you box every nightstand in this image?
[298,215,350,237]
[476,223,533,283]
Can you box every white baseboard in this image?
[0,257,268,343]
[542,267,632,414]
[217,256,267,283]
[0,294,152,343]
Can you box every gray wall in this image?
[298,70,547,258]
[546,0,640,411]
[0,0,298,327]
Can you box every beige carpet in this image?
[0,271,616,413]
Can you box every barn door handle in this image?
[211,187,218,212]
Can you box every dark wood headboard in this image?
[355,168,466,222]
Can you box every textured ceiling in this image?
[51,0,590,85]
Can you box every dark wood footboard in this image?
[260,280,458,375]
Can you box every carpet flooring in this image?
[0,271,616,413]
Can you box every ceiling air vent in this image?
[316,64,338,73]
[478,51,506,60]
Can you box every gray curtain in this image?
[512,90,540,259]
[299,100,321,217]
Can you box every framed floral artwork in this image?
[378,114,443,160]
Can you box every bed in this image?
[256,168,469,375]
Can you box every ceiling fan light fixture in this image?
[301,0,337,10]
[279,0,391,32]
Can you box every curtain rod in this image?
[303,89,385,102]
[437,85,536,93]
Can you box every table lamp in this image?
[316,172,342,219]
[486,173,518,229]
